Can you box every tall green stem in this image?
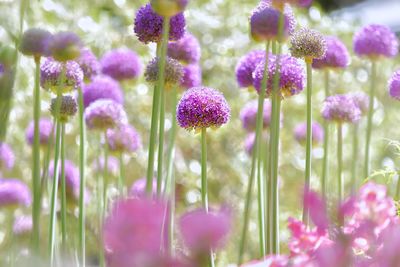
[118,153,125,196]
[321,70,330,198]
[351,124,359,194]
[337,123,343,202]
[60,123,67,249]
[201,128,208,211]
[157,86,166,196]
[103,132,109,217]
[363,61,376,178]
[146,17,170,194]
[256,150,266,256]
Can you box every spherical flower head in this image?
[150,0,188,18]
[49,31,82,62]
[84,99,128,131]
[48,160,83,201]
[82,75,124,109]
[19,28,53,58]
[322,94,361,123]
[100,48,142,81]
[294,121,324,144]
[290,28,326,60]
[13,215,32,235]
[0,143,15,171]
[235,50,265,88]
[50,95,77,122]
[349,91,369,116]
[176,86,230,131]
[312,36,350,70]
[181,64,202,89]
[253,54,305,98]
[353,24,399,60]
[40,58,84,93]
[129,178,158,199]
[388,69,400,100]
[103,198,168,267]
[134,4,186,44]
[25,118,54,146]
[240,99,272,132]
[92,156,119,176]
[77,48,100,81]
[0,179,32,208]
[167,33,201,64]
[106,124,141,154]
[179,208,231,253]
[250,3,296,43]
[145,56,184,88]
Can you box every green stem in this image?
[363,60,376,179]
[146,17,170,194]
[337,123,343,202]
[321,70,330,199]
[60,123,67,249]
[157,86,166,196]
[118,153,125,196]
[201,128,208,211]
[263,138,270,254]
[103,132,109,217]
[351,124,359,195]
[257,148,266,256]
[302,60,313,225]
[32,56,41,250]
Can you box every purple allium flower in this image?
[84,99,128,130]
[134,4,186,44]
[40,58,84,93]
[92,156,119,176]
[0,179,31,208]
[235,50,265,88]
[294,121,324,144]
[244,133,256,156]
[76,48,100,81]
[180,64,202,89]
[388,69,400,100]
[129,178,158,199]
[103,198,168,267]
[0,143,15,170]
[19,28,53,58]
[100,49,142,81]
[240,99,272,132]
[144,57,184,88]
[353,24,399,60]
[349,92,369,116]
[106,124,141,153]
[250,3,296,42]
[179,208,231,253]
[150,0,188,17]
[290,28,327,60]
[253,54,305,98]
[312,36,350,69]
[13,215,33,235]
[82,75,124,108]
[50,95,77,122]
[322,94,362,123]
[49,31,83,62]
[176,87,230,130]
[48,159,81,200]
[25,118,54,146]
[167,33,201,64]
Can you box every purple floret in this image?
[25,118,54,146]
[82,75,124,108]
[167,33,201,64]
[181,64,202,89]
[312,36,350,69]
[106,124,142,153]
[177,87,230,130]
[253,54,305,98]
[353,24,399,59]
[0,143,15,171]
[84,99,128,131]
[294,121,324,144]
[235,50,265,88]
[0,178,32,207]
[240,99,272,132]
[322,94,361,123]
[100,48,142,81]
[134,4,186,44]
[77,48,101,81]
[388,69,400,101]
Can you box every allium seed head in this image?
[150,0,188,17]
[76,48,100,81]
[235,50,265,88]
[312,36,350,70]
[82,75,124,108]
[100,48,142,81]
[49,32,82,62]
[180,64,202,89]
[145,57,184,88]
[388,69,400,100]
[84,99,128,131]
[106,124,142,154]
[290,28,326,60]
[322,94,361,123]
[19,28,53,58]
[50,95,78,122]
[167,33,201,64]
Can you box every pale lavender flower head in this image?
[235,50,265,88]
[179,208,231,253]
[49,31,82,62]
[82,75,124,108]
[129,178,158,199]
[312,36,350,69]
[253,54,305,98]
[77,48,100,81]
[92,156,119,176]
[240,99,272,132]
[353,24,399,60]
[134,4,186,44]
[50,95,78,122]
[290,27,327,60]
[244,133,256,156]
[250,3,296,42]
[100,49,142,81]
[0,179,31,208]
[25,118,54,146]
[19,28,53,58]
[150,0,188,17]
[145,56,184,88]
[84,99,128,130]
[49,159,81,200]
[294,121,324,144]
[0,143,15,170]
[40,58,84,93]
[103,198,168,267]
[322,94,361,123]
[181,64,201,89]
[176,87,230,130]
[349,92,369,116]
[106,124,141,153]
[388,69,400,100]
[167,33,201,64]
[13,215,33,235]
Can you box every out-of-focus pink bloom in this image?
[303,190,329,233]
[241,255,289,267]
[373,224,400,266]
[129,178,158,199]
